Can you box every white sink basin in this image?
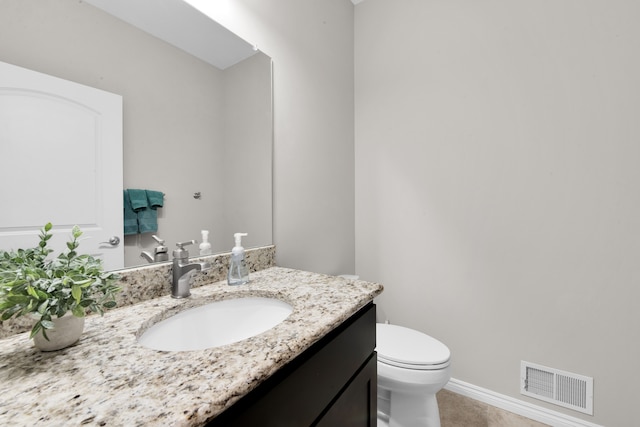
[138,297,293,351]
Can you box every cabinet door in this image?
[207,304,376,427]
[315,353,377,427]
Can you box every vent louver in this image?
[520,361,593,415]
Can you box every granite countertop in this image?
[0,267,383,426]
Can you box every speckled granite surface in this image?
[0,266,383,426]
[0,246,276,339]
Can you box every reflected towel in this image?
[137,189,164,234]
[123,190,138,236]
[127,189,148,211]
[146,190,164,209]
[137,208,158,234]
[125,188,163,234]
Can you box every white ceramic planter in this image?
[33,315,85,352]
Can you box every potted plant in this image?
[0,223,121,351]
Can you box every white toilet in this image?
[376,323,451,427]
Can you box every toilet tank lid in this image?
[376,323,450,366]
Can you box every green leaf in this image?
[26,286,39,299]
[40,319,55,329]
[72,305,85,317]
[7,295,31,304]
[71,285,82,302]
[73,278,93,287]
[102,301,117,309]
[30,322,42,339]
[25,299,36,313]
[55,305,67,318]
[1,306,21,320]
[37,300,49,313]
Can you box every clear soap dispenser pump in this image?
[227,232,249,285]
[199,230,212,256]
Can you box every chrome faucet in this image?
[140,235,169,263]
[171,240,211,298]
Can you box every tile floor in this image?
[438,389,551,427]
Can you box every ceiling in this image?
[83,0,257,70]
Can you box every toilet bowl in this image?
[376,323,451,427]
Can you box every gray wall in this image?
[209,0,356,275]
[355,1,639,425]
[222,53,273,249]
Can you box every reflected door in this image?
[0,61,123,270]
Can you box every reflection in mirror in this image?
[0,0,272,269]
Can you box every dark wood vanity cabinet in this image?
[207,303,377,427]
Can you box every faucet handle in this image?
[173,240,197,259]
[150,235,168,256]
[175,240,197,249]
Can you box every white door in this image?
[0,61,124,270]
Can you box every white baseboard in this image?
[444,378,604,427]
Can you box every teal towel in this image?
[125,188,163,234]
[123,190,138,236]
[137,208,158,234]
[146,190,164,209]
[128,189,148,211]
[137,189,164,234]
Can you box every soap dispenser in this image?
[227,232,249,285]
[199,230,212,256]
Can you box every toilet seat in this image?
[376,324,450,370]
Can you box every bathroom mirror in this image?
[0,0,272,269]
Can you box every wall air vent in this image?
[520,361,593,415]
